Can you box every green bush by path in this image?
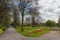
[15,26,50,37]
[0,28,3,35]
[0,24,8,35]
[0,25,8,31]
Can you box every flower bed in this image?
[15,27,50,37]
[28,29,43,34]
[28,27,50,36]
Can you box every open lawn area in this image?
[15,26,50,37]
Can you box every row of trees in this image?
[0,0,11,31]
[0,0,40,31]
[19,0,39,31]
[0,0,11,26]
[11,0,39,31]
[0,0,60,31]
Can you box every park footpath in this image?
[0,27,60,40]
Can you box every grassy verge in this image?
[15,26,50,37]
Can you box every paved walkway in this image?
[0,27,60,40]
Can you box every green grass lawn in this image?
[15,26,50,37]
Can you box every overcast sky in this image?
[38,0,60,23]
[12,0,60,23]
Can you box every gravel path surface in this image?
[0,27,60,40]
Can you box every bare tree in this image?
[19,0,33,31]
[13,7,20,26]
[29,7,40,28]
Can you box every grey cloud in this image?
[38,0,60,23]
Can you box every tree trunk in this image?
[32,16,35,28]
[21,12,24,31]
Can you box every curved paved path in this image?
[0,27,60,40]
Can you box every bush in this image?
[46,20,56,26]
[0,28,3,35]
[0,24,8,31]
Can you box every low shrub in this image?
[0,28,3,35]
[0,25,8,31]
